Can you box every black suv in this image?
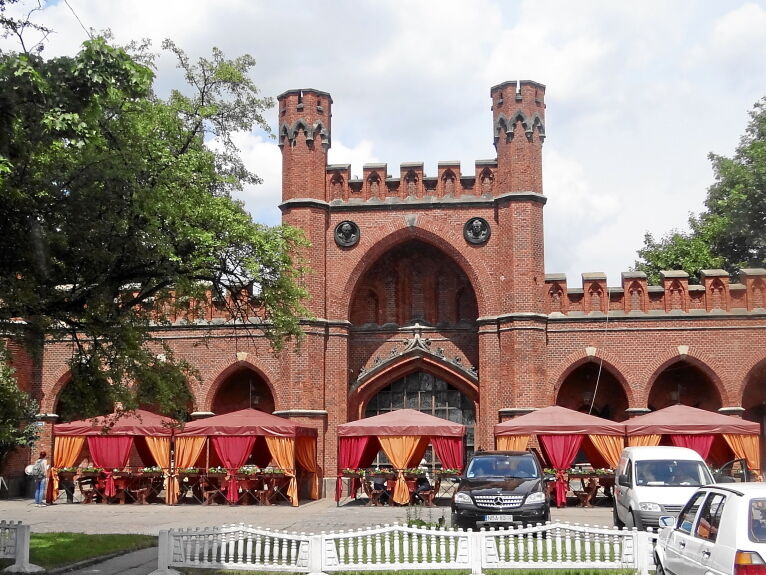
[451,450,551,529]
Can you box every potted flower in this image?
[435,468,461,477]
[139,465,163,475]
[261,467,285,475]
[178,467,199,475]
[206,466,227,476]
[367,467,395,479]
[79,466,103,475]
[58,466,78,480]
[237,465,260,476]
[342,468,365,477]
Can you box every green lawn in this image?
[1,533,157,569]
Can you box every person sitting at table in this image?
[371,477,391,505]
[413,475,433,504]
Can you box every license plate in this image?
[485,514,512,522]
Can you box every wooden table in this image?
[569,473,614,507]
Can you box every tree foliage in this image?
[0,30,309,420]
[634,97,766,283]
[0,342,39,467]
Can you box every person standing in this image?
[32,451,49,507]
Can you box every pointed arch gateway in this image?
[352,363,478,464]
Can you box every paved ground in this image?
[1,496,615,575]
[0,496,614,535]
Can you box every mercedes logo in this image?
[493,496,505,506]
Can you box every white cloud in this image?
[4,0,766,285]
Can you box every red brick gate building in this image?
[12,81,766,492]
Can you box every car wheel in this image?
[654,553,666,575]
[631,509,644,531]
[613,505,625,528]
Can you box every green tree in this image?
[0,33,309,420]
[0,343,39,467]
[634,97,766,283]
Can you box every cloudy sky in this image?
[6,1,766,286]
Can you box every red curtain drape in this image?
[540,434,583,508]
[212,436,256,503]
[335,436,381,501]
[431,436,463,470]
[87,436,133,497]
[670,434,714,459]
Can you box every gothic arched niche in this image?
[556,363,628,421]
[349,240,477,327]
[211,367,275,414]
[647,361,721,412]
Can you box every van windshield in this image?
[466,455,539,479]
[635,459,712,487]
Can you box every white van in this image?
[613,446,715,530]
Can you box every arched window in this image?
[365,372,475,464]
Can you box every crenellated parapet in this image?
[326,159,501,203]
[544,268,766,316]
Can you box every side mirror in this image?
[618,473,630,487]
[658,516,675,528]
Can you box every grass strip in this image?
[18,532,157,569]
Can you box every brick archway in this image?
[550,350,633,408]
[554,360,630,421]
[203,361,276,414]
[646,356,724,411]
[342,226,490,318]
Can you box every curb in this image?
[46,547,157,575]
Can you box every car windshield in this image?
[635,459,712,487]
[466,455,539,479]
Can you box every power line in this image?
[63,0,91,39]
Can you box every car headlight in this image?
[639,502,661,512]
[454,492,472,504]
[525,492,546,504]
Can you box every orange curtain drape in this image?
[295,436,320,500]
[265,436,298,506]
[723,434,761,477]
[627,434,662,447]
[378,435,428,505]
[587,434,624,468]
[144,437,173,504]
[173,436,206,502]
[496,435,531,451]
[50,436,85,500]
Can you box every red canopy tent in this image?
[52,409,178,502]
[624,404,760,474]
[335,409,466,505]
[494,406,627,507]
[175,408,319,506]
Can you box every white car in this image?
[655,482,766,575]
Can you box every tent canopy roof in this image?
[624,404,760,435]
[53,409,177,436]
[494,405,626,436]
[337,409,465,437]
[176,408,317,437]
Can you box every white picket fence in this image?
[150,521,658,575]
[0,521,42,573]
